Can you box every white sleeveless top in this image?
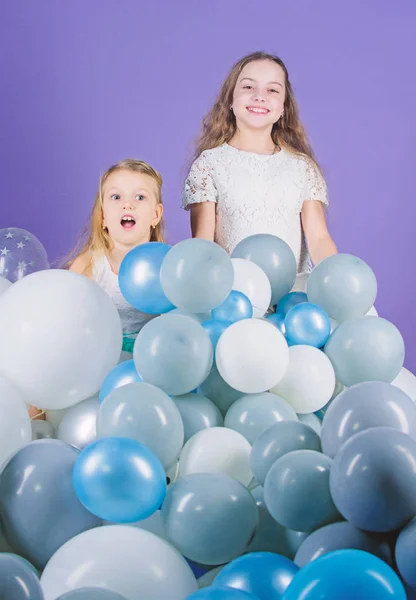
[182,144,328,273]
[92,254,156,340]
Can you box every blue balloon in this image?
[73,437,166,523]
[186,587,261,599]
[282,549,406,599]
[395,517,416,587]
[99,360,143,402]
[119,242,174,314]
[213,552,298,599]
[212,291,253,323]
[202,319,233,353]
[285,303,331,347]
[276,292,308,316]
[265,312,286,335]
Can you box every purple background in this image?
[1,1,415,369]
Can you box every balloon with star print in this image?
[0,227,49,282]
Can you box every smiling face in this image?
[232,59,286,132]
[101,169,162,248]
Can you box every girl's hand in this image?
[29,405,45,421]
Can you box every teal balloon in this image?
[324,317,404,387]
[172,393,223,442]
[285,303,331,348]
[396,518,416,587]
[276,292,308,316]
[99,360,142,402]
[211,291,253,323]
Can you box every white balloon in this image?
[392,367,416,403]
[271,345,336,414]
[179,427,253,486]
[291,272,309,293]
[216,319,289,393]
[0,275,11,296]
[0,270,122,410]
[105,510,168,543]
[297,413,322,436]
[40,525,197,600]
[0,377,32,468]
[232,258,272,318]
[366,305,378,316]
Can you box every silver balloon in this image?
[57,395,100,450]
[0,227,49,283]
[31,420,55,441]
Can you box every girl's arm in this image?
[183,153,218,240]
[69,252,91,277]
[190,202,216,241]
[301,200,337,266]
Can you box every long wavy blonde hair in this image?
[64,159,165,274]
[195,51,317,162]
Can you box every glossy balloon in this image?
[265,312,286,335]
[186,588,260,599]
[31,419,55,441]
[0,227,49,283]
[0,552,44,600]
[211,290,253,322]
[99,360,143,403]
[276,292,308,316]
[285,303,331,348]
[57,395,100,450]
[202,319,232,353]
[396,518,416,587]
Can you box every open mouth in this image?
[246,106,270,115]
[120,215,136,229]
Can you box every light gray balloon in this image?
[31,419,55,441]
[250,421,322,486]
[57,588,127,600]
[324,316,405,387]
[225,393,297,444]
[97,382,184,470]
[307,254,377,323]
[134,314,213,396]
[172,393,223,442]
[161,473,258,565]
[198,365,243,415]
[57,395,100,450]
[0,552,44,599]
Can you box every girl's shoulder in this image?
[69,251,92,276]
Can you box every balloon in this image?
[324,316,405,386]
[0,439,101,569]
[0,270,122,409]
[0,274,12,295]
[160,239,234,313]
[118,242,174,314]
[250,421,321,486]
[297,413,322,435]
[198,567,224,589]
[271,346,335,414]
[97,382,184,470]
[186,588,260,599]
[213,552,298,599]
[202,319,233,353]
[265,311,286,335]
[172,393,223,442]
[276,292,308,316]
[73,437,166,523]
[367,305,378,316]
[282,549,405,600]
[57,395,100,450]
[295,521,392,567]
[99,360,143,403]
[225,393,297,444]
[0,227,49,283]
[392,367,416,402]
[314,379,345,421]
[0,377,32,468]
[32,419,55,441]
[291,273,308,293]
[198,365,242,415]
[45,407,70,429]
[231,258,272,318]
[264,450,340,532]
[134,314,213,395]
[40,525,197,600]
[57,590,127,600]
[216,319,289,393]
[168,309,212,323]
[330,427,416,532]
[211,290,253,323]
[161,473,258,565]
[0,552,44,600]
[396,517,416,587]
[179,427,252,486]
[247,486,308,557]
[321,381,416,457]
[231,234,297,305]
[307,254,377,322]
[285,303,331,347]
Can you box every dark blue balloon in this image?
[276,292,308,317]
[202,319,233,352]
[282,549,406,599]
[119,242,175,314]
[265,312,286,335]
[285,303,331,348]
[213,552,298,599]
[211,291,253,323]
[99,360,143,402]
[186,587,260,599]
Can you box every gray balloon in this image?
[172,393,223,443]
[225,393,297,444]
[0,439,101,569]
[0,552,44,599]
[57,395,100,450]
[161,473,258,565]
[264,450,340,532]
[294,521,392,567]
[198,364,243,415]
[324,316,404,387]
[322,381,416,457]
[247,486,308,558]
[250,421,322,486]
[330,427,416,532]
[231,234,297,305]
[31,419,55,441]
[57,588,127,600]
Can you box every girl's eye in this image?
[111,194,120,200]
[136,194,145,201]
[243,85,253,90]
[270,88,280,93]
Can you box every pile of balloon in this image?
[1,226,416,600]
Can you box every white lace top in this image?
[182,144,328,272]
[92,254,156,341]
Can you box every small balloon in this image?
[198,365,242,416]
[31,419,55,441]
[265,311,286,335]
[276,292,308,316]
[172,393,223,443]
[211,290,253,323]
[0,552,44,600]
[99,360,143,403]
[285,303,331,348]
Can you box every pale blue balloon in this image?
[99,360,143,403]
[198,365,242,416]
[202,320,232,353]
[57,587,128,599]
[285,303,331,348]
[307,254,377,323]
[324,316,404,387]
[172,393,223,442]
[134,314,213,395]
[169,308,212,323]
[160,239,234,313]
[211,291,253,323]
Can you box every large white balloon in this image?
[216,319,289,393]
[40,525,197,600]
[392,367,416,403]
[271,345,336,414]
[0,270,122,410]
[179,427,253,486]
[0,377,32,468]
[232,258,272,318]
[0,275,11,296]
